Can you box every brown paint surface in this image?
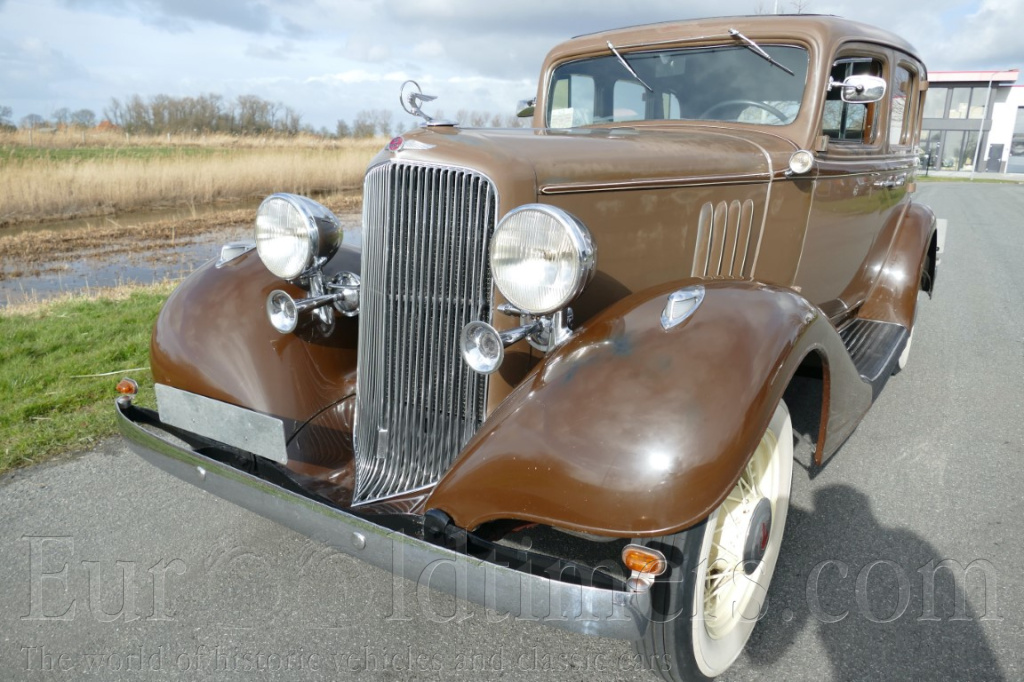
[426,280,870,537]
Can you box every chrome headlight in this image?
[490,204,596,315]
[254,193,342,281]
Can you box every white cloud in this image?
[0,0,1020,128]
[940,0,1024,67]
[413,39,445,60]
[306,69,411,85]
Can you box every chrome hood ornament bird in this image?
[400,80,455,126]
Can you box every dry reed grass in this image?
[0,127,373,149]
[0,132,383,227]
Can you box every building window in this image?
[1009,107,1024,173]
[921,129,941,167]
[961,131,980,170]
[946,87,987,120]
[948,87,971,119]
[923,87,947,119]
[941,130,964,168]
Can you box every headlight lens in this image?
[254,193,341,280]
[490,205,596,315]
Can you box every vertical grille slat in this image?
[355,162,496,504]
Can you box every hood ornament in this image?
[400,80,455,127]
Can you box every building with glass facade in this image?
[921,69,1022,173]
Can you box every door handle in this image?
[873,174,906,189]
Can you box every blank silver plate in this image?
[155,384,288,464]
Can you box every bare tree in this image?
[352,110,378,138]
[71,109,96,128]
[105,98,125,128]
[336,119,351,138]
[370,109,393,137]
[52,107,71,128]
[280,107,302,135]
[0,105,13,127]
[20,113,47,129]
[502,113,530,128]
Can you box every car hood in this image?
[385,124,798,198]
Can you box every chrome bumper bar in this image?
[116,401,651,640]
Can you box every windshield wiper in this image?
[728,29,795,76]
[607,40,653,92]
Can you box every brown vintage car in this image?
[117,14,936,681]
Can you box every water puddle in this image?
[1,208,363,307]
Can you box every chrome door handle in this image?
[874,173,907,189]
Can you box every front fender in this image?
[151,245,361,437]
[425,279,870,537]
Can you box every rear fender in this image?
[425,280,871,537]
[859,202,936,327]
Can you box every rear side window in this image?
[890,65,917,147]
[613,80,647,122]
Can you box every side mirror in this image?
[830,75,886,104]
[516,98,536,118]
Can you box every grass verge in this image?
[0,282,172,474]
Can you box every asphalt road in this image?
[2,181,1022,681]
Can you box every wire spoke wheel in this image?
[634,400,793,681]
[702,420,781,639]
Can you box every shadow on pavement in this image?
[743,484,1004,680]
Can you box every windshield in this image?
[546,44,809,128]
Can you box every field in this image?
[0,283,172,473]
[0,129,381,227]
[0,131,381,472]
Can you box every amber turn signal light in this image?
[116,378,138,396]
[621,544,667,576]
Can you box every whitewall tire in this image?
[634,400,794,681]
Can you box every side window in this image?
[549,74,595,127]
[613,80,646,122]
[822,57,884,144]
[889,65,916,147]
[663,92,681,119]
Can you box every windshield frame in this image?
[544,42,810,129]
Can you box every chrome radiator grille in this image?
[354,161,497,504]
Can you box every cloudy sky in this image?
[1,0,1021,132]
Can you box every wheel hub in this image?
[742,497,772,574]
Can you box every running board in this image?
[838,319,909,400]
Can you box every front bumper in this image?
[116,400,651,640]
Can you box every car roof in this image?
[560,15,922,64]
